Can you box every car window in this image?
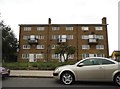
[99,59,115,65]
[81,59,99,66]
[82,59,93,66]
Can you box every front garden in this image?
[2,60,76,70]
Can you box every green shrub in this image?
[2,60,76,70]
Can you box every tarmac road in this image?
[2,77,120,89]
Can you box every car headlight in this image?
[54,68,60,73]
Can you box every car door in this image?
[76,58,105,81]
[100,59,118,81]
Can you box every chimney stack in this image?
[102,17,107,24]
[48,18,51,24]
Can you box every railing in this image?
[28,38,38,44]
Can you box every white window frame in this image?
[97,54,105,57]
[24,27,31,31]
[22,54,29,59]
[81,26,89,31]
[37,27,45,31]
[35,54,44,59]
[81,35,89,39]
[95,26,103,30]
[52,54,60,59]
[67,35,73,39]
[82,54,89,59]
[66,27,73,31]
[68,54,74,59]
[82,45,90,49]
[96,45,104,50]
[59,35,67,42]
[52,27,60,31]
[52,35,59,39]
[23,45,30,49]
[89,35,96,39]
[82,53,105,59]
[37,35,44,39]
[36,45,45,49]
[23,35,29,40]
[96,35,104,39]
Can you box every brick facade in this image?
[18,17,109,62]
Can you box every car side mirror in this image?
[77,63,84,67]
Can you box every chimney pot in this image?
[102,17,107,24]
[48,18,51,24]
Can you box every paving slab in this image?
[10,70,53,78]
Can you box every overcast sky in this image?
[0,0,119,55]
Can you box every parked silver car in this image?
[53,57,120,85]
[0,67,10,79]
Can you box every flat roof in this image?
[19,24,108,26]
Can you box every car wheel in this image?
[114,73,120,86]
[61,72,74,85]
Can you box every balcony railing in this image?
[88,38,98,44]
[28,38,38,44]
[57,38,67,44]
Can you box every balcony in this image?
[88,38,98,44]
[28,38,38,45]
[57,38,67,44]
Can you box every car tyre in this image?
[60,72,74,85]
[114,73,120,86]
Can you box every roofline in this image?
[19,24,108,26]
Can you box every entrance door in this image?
[29,54,34,62]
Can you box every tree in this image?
[55,44,76,62]
[1,21,18,62]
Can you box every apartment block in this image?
[18,17,109,62]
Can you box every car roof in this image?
[76,57,118,64]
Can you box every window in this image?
[52,45,55,49]
[52,54,60,59]
[23,45,30,49]
[95,27,103,30]
[52,35,59,39]
[89,54,97,57]
[58,35,67,42]
[81,35,89,39]
[52,27,60,31]
[66,27,73,31]
[37,35,44,39]
[97,54,104,57]
[82,54,105,59]
[82,45,90,49]
[35,54,44,59]
[81,59,94,66]
[96,35,104,39]
[22,54,29,59]
[81,59,99,66]
[89,35,96,39]
[37,27,45,31]
[23,35,29,40]
[24,27,31,31]
[82,54,89,59]
[36,45,44,49]
[96,45,104,50]
[99,59,115,65]
[67,35,73,39]
[68,54,74,59]
[81,26,89,31]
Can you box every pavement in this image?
[10,70,54,78]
